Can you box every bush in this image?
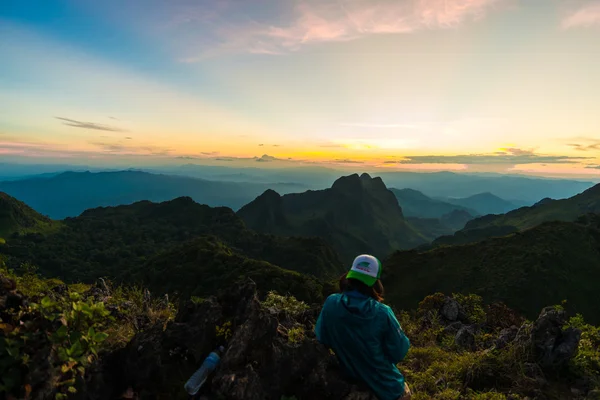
[262,291,309,316]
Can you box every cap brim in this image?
[347,270,377,287]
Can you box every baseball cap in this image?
[346,254,382,287]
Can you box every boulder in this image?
[455,326,476,350]
[531,307,581,369]
[441,297,460,321]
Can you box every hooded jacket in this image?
[315,291,410,400]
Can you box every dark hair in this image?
[339,274,384,302]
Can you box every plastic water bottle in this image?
[184,346,225,396]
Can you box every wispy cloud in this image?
[56,117,127,132]
[562,1,600,29]
[567,139,600,151]
[585,165,600,169]
[386,148,590,165]
[179,0,508,58]
[90,141,172,156]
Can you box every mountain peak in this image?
[331,173,388,193]
[240,174,425,263]
[331,173,361,191]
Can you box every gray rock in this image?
[532,307,582,369]
[441,297,460,321]
[443,321,464,335]
[455,325,476,350]
[494,325,519,349]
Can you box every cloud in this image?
[386,148,590,165]
[90,141,172,156]
[179,0,508,57]
[56,117,127,132]
[125,137,133,140]
[562,2,600,29]
[585,165,600,169]
[255,154,280,162]
[333,159,364,164]
[567,140,600,151]
[201,151,220,156]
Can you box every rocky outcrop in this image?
[96,279,376,400]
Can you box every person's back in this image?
[315,255,411,400]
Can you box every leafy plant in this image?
[453,293,486,325]
[216,321,233,341]
[287,327,305,344]
[262,291,309,316]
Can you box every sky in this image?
[1,0,600,177]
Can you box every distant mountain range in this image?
[376,171,594,203]
[1,163,596,207]
[390,188,477,218]
[437,192,524,216]
[238,173,427,263]
[0,171,309,219]
[2,171,600,323]
[432,182,600,247]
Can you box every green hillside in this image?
[383,214,600,324]
[1,197,343,285]
[124,235,325,302]
[238,173,427,263]
[0,192,58,238]
[465,183,600,231]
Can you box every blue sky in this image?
[1,0,600,176]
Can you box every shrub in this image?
[262,291,309,316]
[287,326,305,344]
[453,293,486,325]
[567,314,600,385]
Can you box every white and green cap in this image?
[346,254,382,287]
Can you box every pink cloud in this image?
[178,0,508,58]
[562,1,600,29]
[253,0,506,51]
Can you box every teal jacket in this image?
[315,291,410,400]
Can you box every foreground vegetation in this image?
[0,260,176,398]
[2,262,599,400]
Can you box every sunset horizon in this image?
[2,0,600,178]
